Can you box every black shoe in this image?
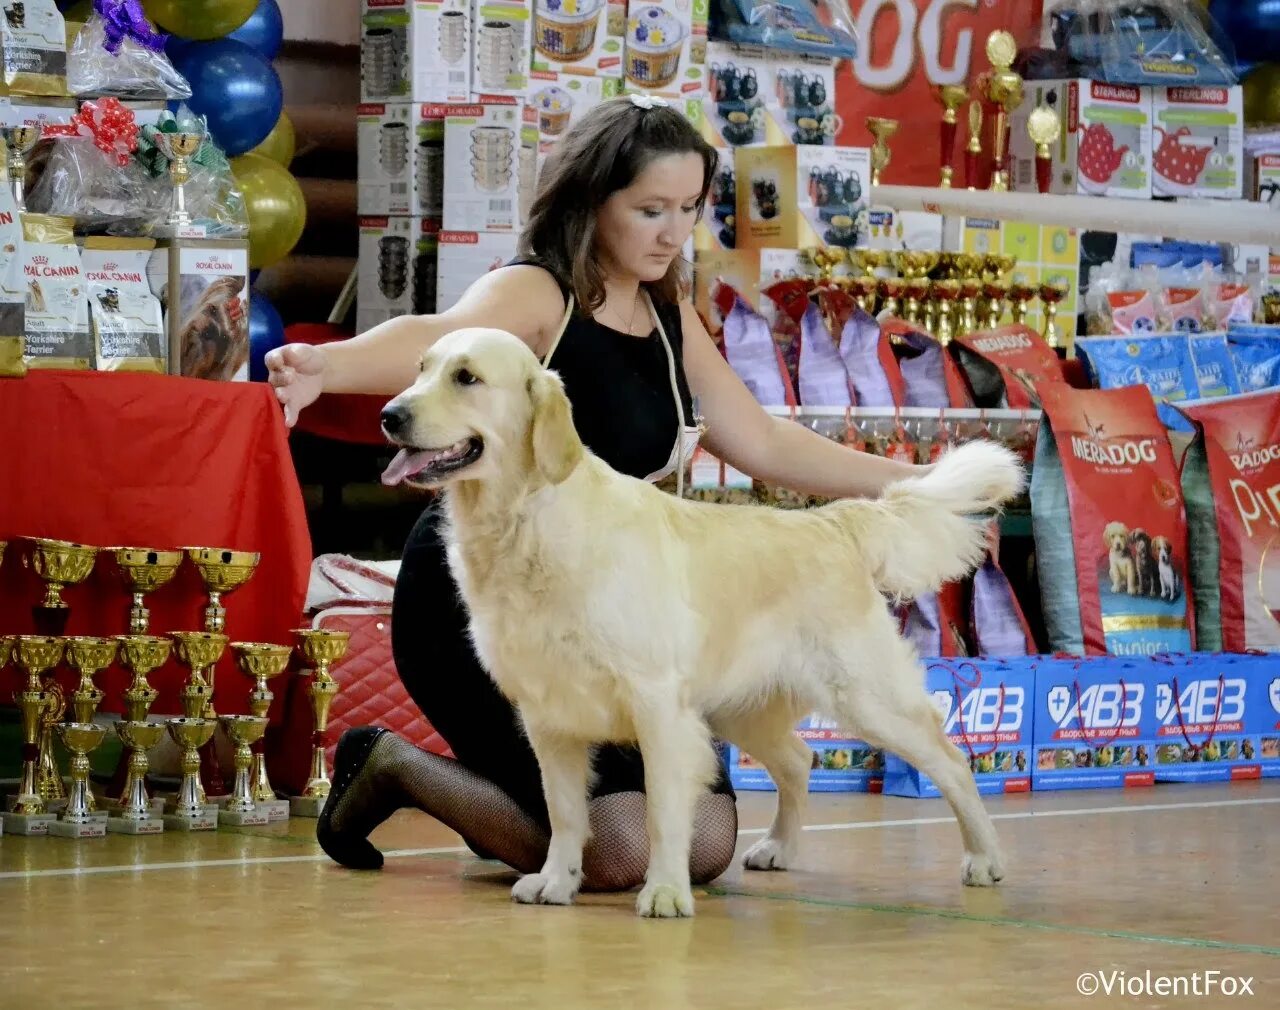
[316,727,393,870]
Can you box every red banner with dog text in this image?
[836,1,1045,187]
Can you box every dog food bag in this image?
[1179,390,1280,653]
[720,288,795,406]
[82,237,164,373]
[949,325,1064,409]
[147,239,250,381]
[880,319,973,409]
[2,0,67,96]
[725,714,884,794]
[970,554,1037,657]
[1189,332,1242,399]
[21,212,88,369]
[1031,383,1195,657]
[1226,325,1280,393]
[795,301,851,407]
[0,168,23,377]
[836,311,903,408]
[1075,335,1200,432]
[898,582,970,659]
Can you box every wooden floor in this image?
[3,782,1279,1009]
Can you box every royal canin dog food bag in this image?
[1178,390,1280,653]
[1031,383,1195,657]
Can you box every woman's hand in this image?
[265,343,328,428]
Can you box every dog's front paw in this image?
[511,871,579,906]
[742,836,794,871]
[636,880,695,918]
[962,851,1005,887]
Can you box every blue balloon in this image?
[1209,0,1280,65]
[170,38,283,156]
[248,290,285,383]
[227,0,285,60]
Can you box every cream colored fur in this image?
[383,328,1026,918]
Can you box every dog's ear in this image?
[528,368,582,485]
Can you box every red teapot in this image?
[1079,122,1129,188]
[1153,126,1213,190]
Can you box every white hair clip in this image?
[629,93,669,111]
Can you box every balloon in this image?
[1208,0,1280,65]
[249,110,296,167]
[248,290,285,382]
[61,0,93,21]
[231,152,307,270]
[142,0,258,41]
[170,39,283,156]
[1244,63,1280,126]
[226,0,284,59]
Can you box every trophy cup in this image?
[106,635,171,814]
[23,537,99,636]
[49,723,109,839]
[3,636,65,834]
[231,642,293,821]
[113,547,184,635]
[984,278,1011,330]
[1,125,42,210]
[1009,279,1037,327]
[65,636,116,723]
[186,547,260,634]
[155,130,206,232]
[35,660,68,809]
[217,715,271,826]
[850,275,879,316]
[106,721,167,834]
[1027,105,1062,195]
[983,31,1024,192]
[171,630,229,800]
[966,101,984,191]
[937,85,968,189]
[163,718,219,831]
[866,117,898,187]
[878,276,905,320]
[290,628,351,816]
[1040,277,1071,350]
[932,279,963,346]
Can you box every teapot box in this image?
[1012,80,1152,200]
[1152,85,1243,200]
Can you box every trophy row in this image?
[0,537,348,838]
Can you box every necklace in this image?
[605,288,643,334]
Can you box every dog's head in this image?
[379,327,583,490]
[1130,528,1152,560]
[1103,521,1130,554]
[1152,535,1173,564]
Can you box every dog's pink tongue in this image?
[381,448,430,486]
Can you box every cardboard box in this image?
[358,103,445,217]
[733,145,871,251]
[1012,80,1152,199]
[530,0,625,78]
[1152,86,1243,200]
[357,216,439,333]
[700,41,838,150]
[361,0,471,104]
[443,103,532,233]
[146,239,251,381]
[522,73,620,219]
[1246,152,1280,207]
[0,96,74,128]
[725,715,883,794]
[623,0,706,100]
[435,230,519,312]
[473,0,533,99]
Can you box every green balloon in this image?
[142,0,259,40]
[231,152,307,270]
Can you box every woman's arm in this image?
[680,301,929,499]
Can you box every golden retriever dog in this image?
[1104,521,1136,595]
[380,328,1024,918]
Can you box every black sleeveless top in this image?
[515,259,696,481]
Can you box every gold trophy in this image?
[866,117,898,186]
[171,630,229,799]
[186,547,260,634]
[155,129,206,232]
[1027,105,1062,195]
[113,547,184,635]
[35,661,68,809]
[932,279,963,346]
[1009,279,1038,327]
[106,635,171,815]
[65,636,116,723]
[49,723,109,839]
[965,101,984,191]
[1,125,42,210]
[231,642,293,821]
[878,276,905,320]
[849,275,879,316]
[983,31,1024,192]
[290,629,351,817]
[23,537,99,636]
[3,636,65,834]
[106,721,167,834]
[217,715,271,826]
[1040,277,1071,351]
[937,85,968,188]
[163,718,220,831]
[983,278,1011,330]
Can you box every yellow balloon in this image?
[231,153,307,270]
[142,0,258,40]
[1244,64,1280,127]
[250,111,296,168]
[64,0,94,22]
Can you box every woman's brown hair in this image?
[517,96,718,315]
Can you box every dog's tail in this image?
[829,439,1025,602]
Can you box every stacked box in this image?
[1152,85,1244,200]
[357,217,439,332]
[358,103,446,217]
[443,103,533,234]
[623,0,706,100]
[361,0,471,103]
[529,0,625,78]
[725,715,883,794]
[473,0,534,98]
[435,230,520,312]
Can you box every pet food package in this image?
[970,554,1037,658]
[949,325,1066,410]
[1188,332,1241,400]
[1031,383,1195,658]
[725,714,883,794]
[82,237,165,373]
[472,0,533,98]
[0,171,22,377]
[434,228,518,314]
[361,0,471,104]
[1075,335,1201,432]
[20,212,88,369]
[882,660,1034,798]
[357,216,439,333]
[1011,81,1152,199]
[1031,657,1157,791]
[1226,325,1280,393]
[443,103,531,233]
[719,288,795,406]
[529,0,625,78]
[897,582,970,660]
[623,0,705,100]
[1150,655,1279,783]
[146,239,250,381]
[1,0,66,97]
[1179,391,1280,653]
[0,94,73,128]
[358,103,445,218]
[1152,86,1243,200]
[880,320,973,409]
[733,144,870,251]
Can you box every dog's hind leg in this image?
[511,723,591,907]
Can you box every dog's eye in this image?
[454,368,481,386]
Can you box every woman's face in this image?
[595,152,705,284]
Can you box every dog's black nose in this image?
[381,404,410,437]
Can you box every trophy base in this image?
[217,795,289,822]
[102,797,166,817]
[106,815,164,835]
[217,807,270,827]
[163,810,219,832]
[1,811,57,835]
[289,795,328,818]
[49,819,107,839]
